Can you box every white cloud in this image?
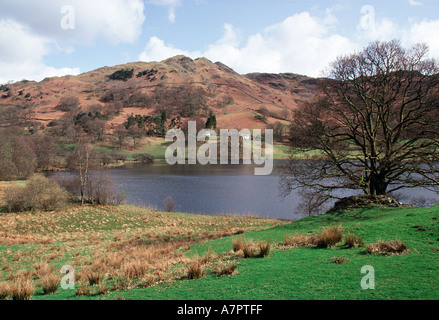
[139,36,195,62]
[148,0,181,23]
[0,0,145,83]
[0,19,80,84]
[139,12,358,77]
[1,0,146,45]
[409,0,423,6]
[168,7,177,23]
[404,19,439,58]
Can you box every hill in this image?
[0,56,320,131]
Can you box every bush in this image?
[5,174,68,212]
[163,196,176,212]
[316,226,344,248]
[108,69,134,82]
[133,153,154,163]
[56,96,80,112]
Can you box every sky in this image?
[0,0,438,84]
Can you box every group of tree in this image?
[108,68,134,82]
[281,40,439,214]
[0,128,57,181]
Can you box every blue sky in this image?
[1,0,438,83]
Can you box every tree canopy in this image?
[281,40,439,210]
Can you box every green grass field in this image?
[0,202,437,300]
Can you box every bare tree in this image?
[67,140,95,205]
[281,40,439,207]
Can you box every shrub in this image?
[108,69,134,82]
[163,196,176,212]
[5,174,68,212]
[316,226,344,248]
[134,153,154,163]
[365,239,408,256]
[56,96,80,112]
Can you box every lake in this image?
[50,161,439,220]
[100,161,304,220]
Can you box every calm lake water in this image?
[101,161,305,220]
[51,161,439,221]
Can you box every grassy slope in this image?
[0,204,286,300]
[2,204,436,300]
[103,205,438,300]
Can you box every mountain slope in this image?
[0,56,321,131]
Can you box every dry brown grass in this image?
[113,276,133,291]
[76,283,92,296]
[33,261,54,279]
[10,277,34,300]
[343,233,364,248]
[214,261,237,276]
[365,239,408,256]
[232,236,271,258]
[186,255,205,279]
[0,204,286,296]
[232,236,245,252]
[316,226,344,248]
[82,268,104,286]
[283,233,317,248]
[257,241,271,258]
[330,256,348,264]
[0,281,11,300]
[41,274,60,295]
[138,274,157,288]
[96,279,109,295]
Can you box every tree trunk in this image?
[369,173,388,196]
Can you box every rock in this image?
[327,195,400,213]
